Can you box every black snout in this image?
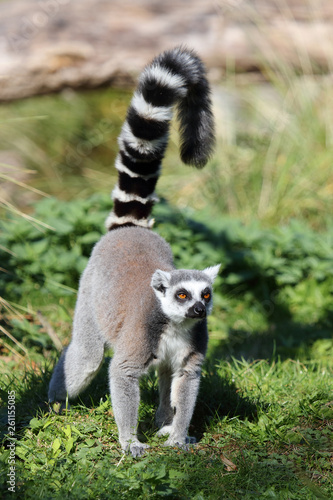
[186,301,206,319]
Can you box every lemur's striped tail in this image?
[105,46,215,231]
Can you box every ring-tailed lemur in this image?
[48,46,220,457]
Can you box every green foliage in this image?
[1,194,332,361]
[10,317,52,350]
[0,194,111,304]
[1,33,333,497]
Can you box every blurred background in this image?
[1,0,333,225]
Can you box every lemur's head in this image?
[151,265,220,324]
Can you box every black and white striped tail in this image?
[105,46,215,231]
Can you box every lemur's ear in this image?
[151,270,171,294]
[203,264,221,283]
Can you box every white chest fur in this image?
[157,322,192,372]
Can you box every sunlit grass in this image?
[1,351,332,499]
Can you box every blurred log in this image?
[0,0,333,101]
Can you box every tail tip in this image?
[180,127,216,168]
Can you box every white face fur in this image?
[151,265,220,324]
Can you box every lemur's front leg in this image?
[158,355,204,448]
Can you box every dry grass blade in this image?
[0,161,36,174]
[0,198,55,230]
[36,311,63,352]
[0,337,25,361]
[220,454,238,471]
[0,172,49,197]
[0,324,28,356]
[0,297,29,357]
[0,297,30,318]
[0,246,16,257]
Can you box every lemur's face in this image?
[151,266,220,324]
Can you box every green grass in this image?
[0,355,332,499]
[0,195,332,498]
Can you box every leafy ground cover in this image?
[1,195,332,499]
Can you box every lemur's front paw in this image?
[123,441,149,458]
[163,435,197,450]
[157,426,197,449]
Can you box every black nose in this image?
[194,305,204,316]
[189,302,206,318]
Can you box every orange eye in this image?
[203,293,211,300]
[177,293,187,300]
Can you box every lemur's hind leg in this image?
[109,355,149,458]
[48,315,105,404]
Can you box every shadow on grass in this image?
[0,350,261,449]
[210,313,333,363]
[0,363,51,444]
[0,357,109,443]
[2,204,332,452]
